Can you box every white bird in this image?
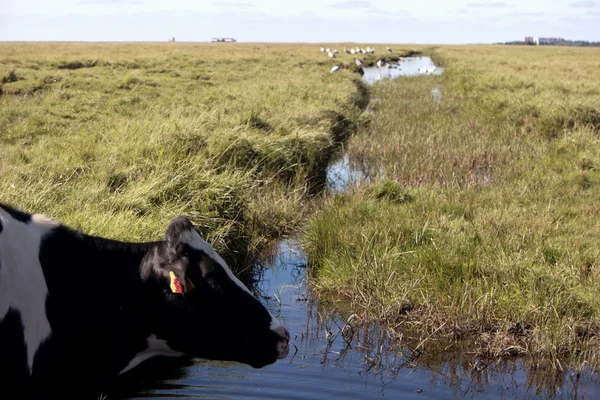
[320,47,325,52]
[350,48,356,54]
[387,47,392,53]
[333,49,338,54]
[328,51,335,58]
[355,58,363,67]
[376,59,383,68]
[326,48,331,53]
[418,67,427,74]
[331,65,341,73]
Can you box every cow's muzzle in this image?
[274,326,290,359]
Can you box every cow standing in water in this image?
[0,203,289,399]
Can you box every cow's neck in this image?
[38,228,166,376]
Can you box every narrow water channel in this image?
[114,57,600,399]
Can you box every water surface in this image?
[361,56,444,85]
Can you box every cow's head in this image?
[141,216,289,368]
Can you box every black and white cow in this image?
[0,203,289,399]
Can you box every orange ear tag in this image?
[169,271,183,294]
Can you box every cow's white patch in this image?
[0,210,55,374]
[119,334,185,375]
[31,214,59,227]
[180,229,252,295]
[270,317,285,333]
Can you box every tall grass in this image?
[303,45,600,365]
[0,42,371,271]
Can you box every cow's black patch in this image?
[0,202,32,224]
[37,225,157,388]
[0,309,31,399]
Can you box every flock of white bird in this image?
[321,46,393,59]
[322,45,398,74]
[320,46,387,56]
[322,45,437,76]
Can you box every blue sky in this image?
[1,0,599,43]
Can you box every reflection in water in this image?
[361,56,444,85]
[326,153,381,193]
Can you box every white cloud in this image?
[467,2,512,8]
[329,1,371,9]
[212,1,255,8]
[569,1,597,8]
[0,0,598,43]
[78,0,143,4]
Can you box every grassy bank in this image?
[303,45,600,365]
[0,42,371,271]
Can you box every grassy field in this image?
[303,45,600,366]
[0,42,377,272]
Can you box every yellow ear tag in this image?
[169,271,184,294]
[169,271,195,293]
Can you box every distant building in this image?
[525,36,565,46]
[539,37,563,44]
[211,37,237,42]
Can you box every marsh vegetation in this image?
[303,45,600,367]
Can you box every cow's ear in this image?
[165,216,195,246]
[164,258,195,294]
[162,216,197,294]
